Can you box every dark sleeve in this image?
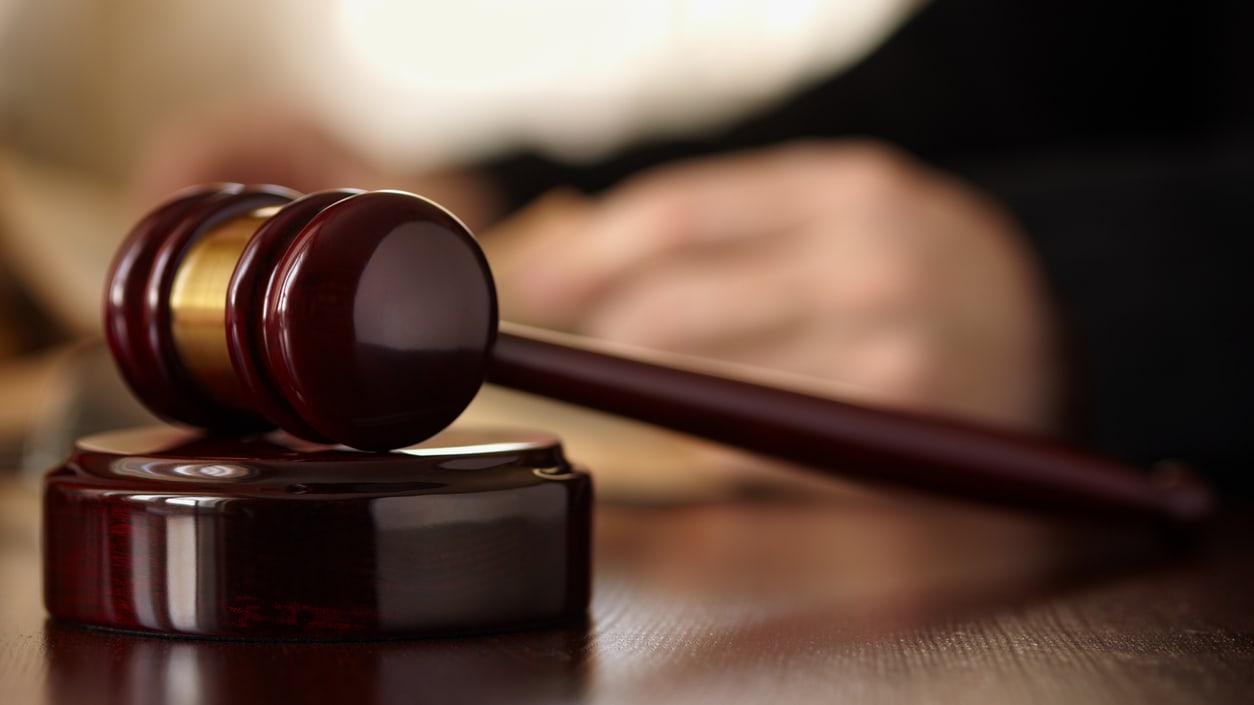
[483,0,1253,208]
[966,139,1254,488]
[478,0,1254,487]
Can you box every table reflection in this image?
[45,618,591,705]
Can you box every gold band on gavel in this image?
[169,207,280,409]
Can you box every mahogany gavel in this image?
[103,183,1210,523]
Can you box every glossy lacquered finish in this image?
[226,189,363,443]
[106,186,496,451]
[489,330,1211,523]
[105,183,1210,524]
[43,427,591,640]
[260,192,496,450]
[105,185,298,431]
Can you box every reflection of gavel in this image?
[107,184,1210,523]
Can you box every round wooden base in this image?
[43,427,592,640]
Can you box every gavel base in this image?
[42,427,592,640]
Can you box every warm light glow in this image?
[282,0,924,166]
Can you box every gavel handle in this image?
[488,325,1211,523]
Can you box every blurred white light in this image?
[280,0,924,166]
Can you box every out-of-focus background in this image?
[0,0,919,333]
[0,0,1251,496]
[0,0,921,492]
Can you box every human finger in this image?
[576,240,816,354]
[504,149,833,323]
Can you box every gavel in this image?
[102,183,1209,523]
[44,183,1209,641]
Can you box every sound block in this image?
[43,426,592,640]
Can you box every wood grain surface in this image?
[2,473,1252,705]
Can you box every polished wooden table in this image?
[2,448,1252,705]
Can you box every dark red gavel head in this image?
[105,184,498,451]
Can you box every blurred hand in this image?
[485,141,1060,432]
[129,108,501,231]
[131,109,384,206]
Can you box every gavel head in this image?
[105,184,498,451]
